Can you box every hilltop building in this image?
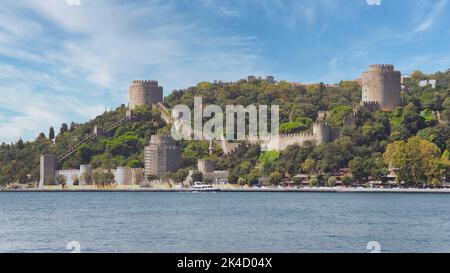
[39,64,406,186]
[419,79,437,88]
[128,80,163,110]
[361,64,401,112]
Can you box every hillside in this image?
[1,70,450,186]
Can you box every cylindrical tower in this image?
[313,123,332,143]
[79,164,93,185]
[128,80,163,110]
[197,159,215,174]
[361,64,401,112]
[115,167,132,186]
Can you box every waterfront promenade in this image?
[3,186,450,194]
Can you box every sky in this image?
[0,0,449,143]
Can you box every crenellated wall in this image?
[246,122,334,151]
[51,165,145,187]
[55,169,79,186]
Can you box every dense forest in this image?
[1,69,449,187]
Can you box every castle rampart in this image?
[245,122,334,151]
[45,165,145,187]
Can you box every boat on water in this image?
[190,182,221,192]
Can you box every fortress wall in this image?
[156,102,172,124]
[261,134,317,151]
[55,169,80,186]
[221,139,243,155]
[249,123,333,151]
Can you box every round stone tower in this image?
[197,159,215,174]
[115,167,132,186]
[313,123,332,143]
[361,64,401,112]
[79,164,93,185]
[129,80,163,110]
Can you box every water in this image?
[1,192,450,253]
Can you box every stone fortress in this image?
[39,64,402,187]
[361,64,401,112]
[39,79,171,188]
[246,64,402,151]
[128,80,163,110]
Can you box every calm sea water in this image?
[1,192,450,253]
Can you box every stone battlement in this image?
[362,64,401,112]
[56,169,79,175]
[198,159,215,163]
[368,64,394,71]
[361,101,379,105]
[129,80,163,110]
[247,132,314,141]
[365,64,400,74]
[131,80,159,86]
[149,134,178,145]
[313,122,330,127]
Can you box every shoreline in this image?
[2,187,450,194]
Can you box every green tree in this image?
[309,177,319,187]
[384,137,441,186]
[55,175,67,188]
[349,157,372,182]
[302,159,317,174]
[72,175,80,186]
[146,174,159,182]
[191,171,203,182]
[326,176,337,187]
[269,171,282,186]
[341,175,352,186]
[49,127,55,140]
[80,172,91,185]
[60,123,69,135]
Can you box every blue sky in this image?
[0,0,449,142]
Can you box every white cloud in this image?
[0,0,264,142]
[0,82,105,143]
[413,0,448,33]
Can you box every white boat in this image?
[190,182,221,192]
